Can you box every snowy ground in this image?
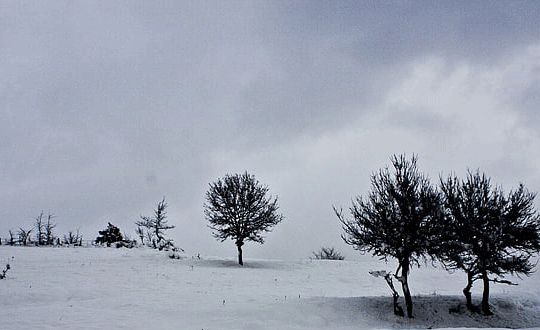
[1,246,540,329]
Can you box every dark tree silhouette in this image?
[439,170,540,315]
[45,213,57,245]
[8,230,15,246]
[63,229,83,246]
[135,197,176,250]
[312,247,345,260]
[95,222,123,246]
[35,211,56,246]
[18,227,32,246]
[204,172,284,265]
[35,212,46,245]
[335,154,442,318]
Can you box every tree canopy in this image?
[439,170,540,315]
[336,154,442,317]
[204,172,284,265]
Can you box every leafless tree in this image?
[438,171,540,315]
[18,228,33,246]
[204,172,284,266]
[35,212,46,245]
[335,154,442,318]
[136,198,175,250]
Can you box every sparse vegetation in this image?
[17,227,33,246]
[312,247,345,260]
[63,229,83,246]
[34,212,57,246]
[135,197,177,250]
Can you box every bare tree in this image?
[135,226,145,245]
[8,230,15,246]
[45,213,57,245]
[35,212,46,245]
[335,154,442,318]
[204,172,284,266]
[63,229,83,246]
[18,228,33,246]
[135,198,176,250]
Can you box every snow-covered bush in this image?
[95,222,123,247]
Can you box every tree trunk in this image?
[463,272,474,311]
[400,261,413,318]
[236,241,244,266]
[481,270,492,315]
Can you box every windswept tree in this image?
[135,197,176,250]
[204,172,284,266]
[439,170,540,315]
[335,154,442,318]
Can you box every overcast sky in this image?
[1,1,539,259]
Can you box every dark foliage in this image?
[312,247,345,260]
[204,172,284,265]
[438,170,540,315]
[63,229,83,246]
[335,154,442,318]
[95,222,123,247]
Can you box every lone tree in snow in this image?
[438,170,540,315]
[135,197,176,250]
[335,154,442,318]
[204,172,284,266]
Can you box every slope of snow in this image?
[1,246,539,329]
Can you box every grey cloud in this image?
[1,1,540,258]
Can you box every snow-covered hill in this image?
[1,246,539,329]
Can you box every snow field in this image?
[1,246,539,329]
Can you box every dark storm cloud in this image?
[1,1,539,258]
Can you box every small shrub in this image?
[312,247,345,260]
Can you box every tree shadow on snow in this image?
[192,258,296,270]
[308,294,540,329]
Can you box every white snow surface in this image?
[1,246,540,329]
